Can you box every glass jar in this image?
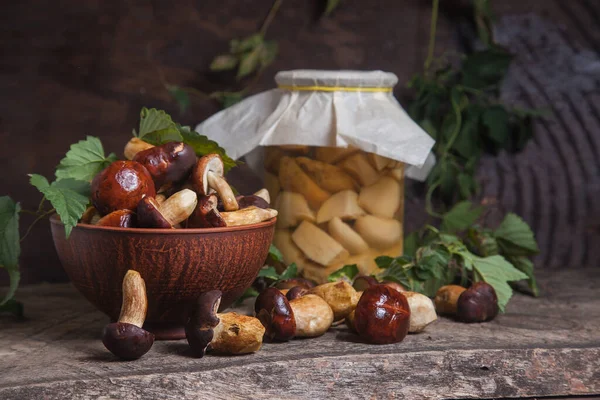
[266,145,404,283]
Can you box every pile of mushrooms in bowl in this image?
[84,138,277,229]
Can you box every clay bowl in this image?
[50,215,275,340]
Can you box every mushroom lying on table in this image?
[185,290,265,357]
[102,270,155,360]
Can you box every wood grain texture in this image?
[0,269,598,399]
[50,216,275,328]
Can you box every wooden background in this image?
[1,0,599,288]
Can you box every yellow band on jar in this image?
[277,85,393,93]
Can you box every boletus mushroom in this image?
[308,281,361,321]
[187,194,226,228]
[102,270,154,360]
[403,291,437,333]
[193,154,239,211]
[95,209,136,228]
[354,285,410,344]
[185,290,265,358]
[254,287,296,342]
[137,189,197,228]
[91,161,156,216]
[133,142,197,188]
[456,282,498,323]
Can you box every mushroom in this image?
[81,206,100,224]
[231,195,270,210]
[285,286,309,301]
[278,156,331,209]
[137,189,197,228]
[327,217,369,255]
[308,281,361,321]
[358,177,401,219]
[354,215,402,249]
[193,154,239,211]
[352,276,379,291]
[273,230,305,268]
[102,270,154,360]
[315,190,366,224]
[315,147,359,164]
[345,308,358,332]
[96,209,136,227]
[220,206,278,226]
[185,290,265,357]
[160,189,198,226]
[124,137,154,160]
[254,287,296,341]
[434,285,467,315]
[187,194,226,228]
[354,285,410,344]
[288,294,334,337]
[253,188,271,205]
[337,153,380,186]
[91,161,156,216]
[133,142,197,188]
[264,172,280,201]
[456,282,498,323]
[275,278,316,290]
[367,153,392,171]
[275,191,315,229]
[291,221,349,266]
[403,291,437,333]
[295,157,357,193]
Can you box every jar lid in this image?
[275,70,398,89]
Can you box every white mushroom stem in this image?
[404,291,437,333]
[210,313,265,354]
[207,171,239,211]
[159,189,198,226]
[118,270,148,328]
[220,206,278,226]
[124,138,154,160]
[253,188,270,205]
[289,294,334,337]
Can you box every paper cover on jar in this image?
[195,70,436,180]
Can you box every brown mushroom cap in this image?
[133,142,196,188]
[218,195,269,211]
[91,161,156,215]
[193,154,224,196]
[136,197,172,228]
[286,286,308,301]
[185,290,223,358]
[187,194,226,228]
[354,285,410,344]
[96,209,136,227]
[456,282,498,323]
[102,322,155,360]
[275,278,316,290]
[254,287,296,341]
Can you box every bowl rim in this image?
[50,213,277,234]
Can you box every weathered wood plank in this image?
[0,269,598,399]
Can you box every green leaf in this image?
[457,173,477,199]
[461,48,513,90]
[178,125,237,172]
[166,85,191,114]
[325,0,342,15]
[0,298,23,317]
[210,54,239,71]
[375,255,395,269]
[237,46,262,79]
[482,105,510,147]
[268,244,284,263]
[328,264,359,282]
[403,232,420,257]
[472,255,528,312]
[257,265,280,280]
[259,41,278,69]
[495,213,539,256]
[137,107,183,144]
[29,175,90,238]
[230,34,264,54]
[506,255,539,297]
[278,263,299,281]
[55,136,116,182]
[0,196,21,305]
[0,196,21,270]
[465,227,499,257]
[233,287,260,306]
[441,201,484,233]
[210,91,245,109]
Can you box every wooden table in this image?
[1,269,599,399]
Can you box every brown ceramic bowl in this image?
[50,215,275,339]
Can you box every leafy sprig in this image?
[134,107,237,171]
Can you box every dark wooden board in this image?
[1,269,599,399]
